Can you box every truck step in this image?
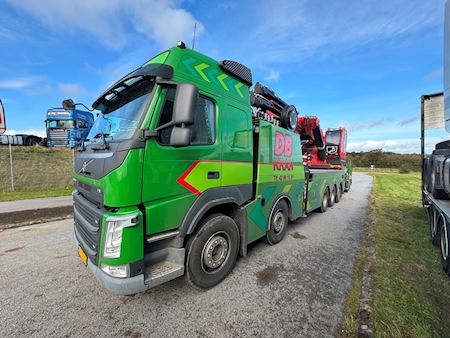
[143,247,185,289]
[145,261,184,288]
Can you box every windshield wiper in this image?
[91,133,110,150]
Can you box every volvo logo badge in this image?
[79,159,94,174]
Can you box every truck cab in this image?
[325,127,348,166]
[46,108,94,148]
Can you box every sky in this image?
[0,0,446,153]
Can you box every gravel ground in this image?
[0,173,372,338]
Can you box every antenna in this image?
[192,22,197,50]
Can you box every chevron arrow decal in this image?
[194,63,211,82]
[217,73,229,91]
[234,82,244,98]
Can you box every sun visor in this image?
[92,64,173,109]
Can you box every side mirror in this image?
[172,83,198,125]
[62,99,75,110]
[170,126,192,147]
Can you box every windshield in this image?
[326,131,341,145]
[87,79,154,141]
[48,120,74,129]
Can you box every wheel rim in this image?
[272,210,286,233]
[322,193,328,208]
[331,189,336,203]
[441,218,449,261]
[201,231,230,273]
[429,209,435,239]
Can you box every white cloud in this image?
[248,0,442,63]
[5,128,46,138]
[348,136,448,154]
[348,139,419,153]
[0,77,40,89]
[7,0,204,49]
[59,83,85,97]
[264,69,280,82]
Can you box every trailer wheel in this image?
[429,208,440,246]
[329,186,337,207]
[264,200,289,245]
[439,215,450,274]
[186,214,239,288]
[319,188,329,213]
[346,178,352,192]
[335,184,342,203]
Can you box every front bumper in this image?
[86,257,148,296]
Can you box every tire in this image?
[335,184,342,203]
[429,208,440,246]
[439,214,450,274]
[264,200,289,245]
[346,178,352,192]
[280,105,298,131]
[319,188,329,213]
[186,214,239,288]
[329,186,336,207]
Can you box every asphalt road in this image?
[0,173,372,338]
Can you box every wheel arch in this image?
[179,186,251,257]
[267,194,293,229]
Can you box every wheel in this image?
[186,214,239,288]
[346,178,352,192]
[429,208,439,246]
[280,105,298,131]
[429,207,444,246]
[319,188,329,213]
[264,200,289,245]
[329,186,336,207]
[335,184,342,203]
[439,214,450,274]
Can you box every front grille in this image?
[48,129,69,147]
[74,193,105,265]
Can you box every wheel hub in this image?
[203,234,229,269]
[273,211,285,233]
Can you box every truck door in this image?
[142,86,222,235]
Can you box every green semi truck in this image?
[71,42,351,295]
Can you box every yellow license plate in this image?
[78,247,88,266]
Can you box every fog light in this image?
[101,264,129,278]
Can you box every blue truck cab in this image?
[46,108,94,148]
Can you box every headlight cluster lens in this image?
[103,214,138,259]
[101,264,129,278]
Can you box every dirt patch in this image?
[123,330,142,338]
[290,231,307,239]
[4,246,25,253]
[256,267,276,286]
[0,206,73,229]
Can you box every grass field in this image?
[0,146,73,201]
[342,172,450,337]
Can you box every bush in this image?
[399,163,412,174]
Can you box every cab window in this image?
[157,87,215,146]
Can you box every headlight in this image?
[103,214,138,259]
[101,264,129,278]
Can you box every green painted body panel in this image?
[245,121,305,244]
[306,170,346,212]
[137,48,253,235]
[74,149,144,207]
[98,206,144,267]
[144,51,170,65]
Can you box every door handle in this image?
[207,171,220,179]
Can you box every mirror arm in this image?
[143,130,159,139]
